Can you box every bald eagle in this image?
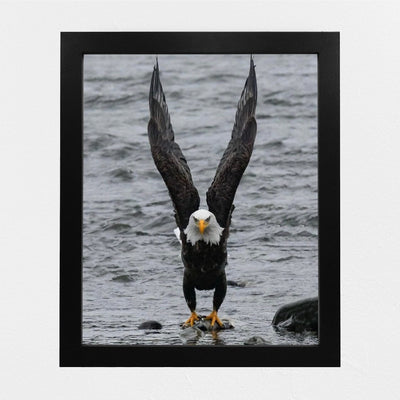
[148,56,257,327]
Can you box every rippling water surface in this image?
[83,55,318,345]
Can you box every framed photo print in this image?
[60,32,340,366]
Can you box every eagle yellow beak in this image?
[198,219,208,235]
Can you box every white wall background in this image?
[1,1,399,399]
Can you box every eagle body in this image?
[181,231,228,320]
[147,56,257,327]
[182,241,226,290]
[182,231,227,289]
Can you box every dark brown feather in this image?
[206,56,258,227]
[148,60,200,230]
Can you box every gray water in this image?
[83,54,318,346]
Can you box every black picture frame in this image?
[60,32,340,367]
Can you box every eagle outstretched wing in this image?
[206,56,258,227]
[148,59,200,230]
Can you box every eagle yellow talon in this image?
[205,310,224,327]
[184,311,199,327]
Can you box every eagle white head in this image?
[184,209,224,246]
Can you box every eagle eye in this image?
[193,216,198,223]
[205,216,210,222]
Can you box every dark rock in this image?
[244,336,270,345]
[181,316,234,332]
[138,320,162,330]
[272,297,318,333]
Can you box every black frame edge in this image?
[60,32,340,367]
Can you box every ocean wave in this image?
[126,209,145,218]
[263,98,304,107]
[135,231,150,236]
[112,274,135,282]
[256,113,317,120]
[169,90,184,100]
[297,230,317,237]
[84,93,143,107]
[263,90,284,98]
[85,76,133,83]
[141,214,175,230]
[268,255,302,263]
[276,214,318,228]
[292,92,318,98]
[101,145,135,160]
[266,140,284,148]
[108,167,134,182]
[102,222,132,233]
[274,230,292,237]
[84,133,116,151]
[193,73,240,83]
